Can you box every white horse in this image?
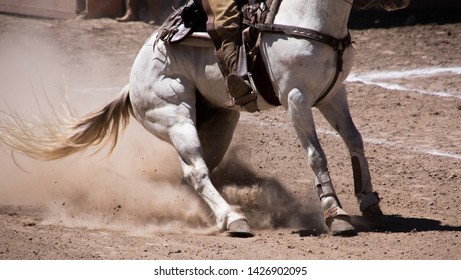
[0,0,409,237]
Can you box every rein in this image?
[244,0,353,106]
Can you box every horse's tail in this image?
[0,84,134,160]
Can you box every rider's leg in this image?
[202,0,258,112]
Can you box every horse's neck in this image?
[274,0,352,38]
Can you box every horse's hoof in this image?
[324,207,357,236]
[228,219,254,238]
[328,216,357,237]
[359,192,382,216]
[362,203,384,217]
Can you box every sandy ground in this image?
[0,10,460,260]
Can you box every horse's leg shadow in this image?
[351,215,461,233]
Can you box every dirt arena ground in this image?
[0,9,460,260]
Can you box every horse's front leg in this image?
[317,86,382,216]
[131,95,251,237]
[286,89,356,236]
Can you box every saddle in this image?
[158,0,282,107]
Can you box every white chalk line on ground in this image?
[344,66,461,160]
[317,128,461,161]
[240,113,461,161]
[347,66,461,99]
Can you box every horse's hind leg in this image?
[317,86,382,216]
[286,89,356,236]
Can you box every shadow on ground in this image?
[292,215,461,237]
[352,215,461,233]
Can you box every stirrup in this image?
[226,74,259,113]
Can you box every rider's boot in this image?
[204,0,258,112]
[217,40,258,112]
[351,152,383,216]
[316,171,356,236]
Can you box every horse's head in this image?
[354,0,410,11]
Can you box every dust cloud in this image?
[212,147,324,231]
[0,24,214,235]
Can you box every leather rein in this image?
[243,0,353,106]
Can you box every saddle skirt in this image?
[158,0,282,107]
